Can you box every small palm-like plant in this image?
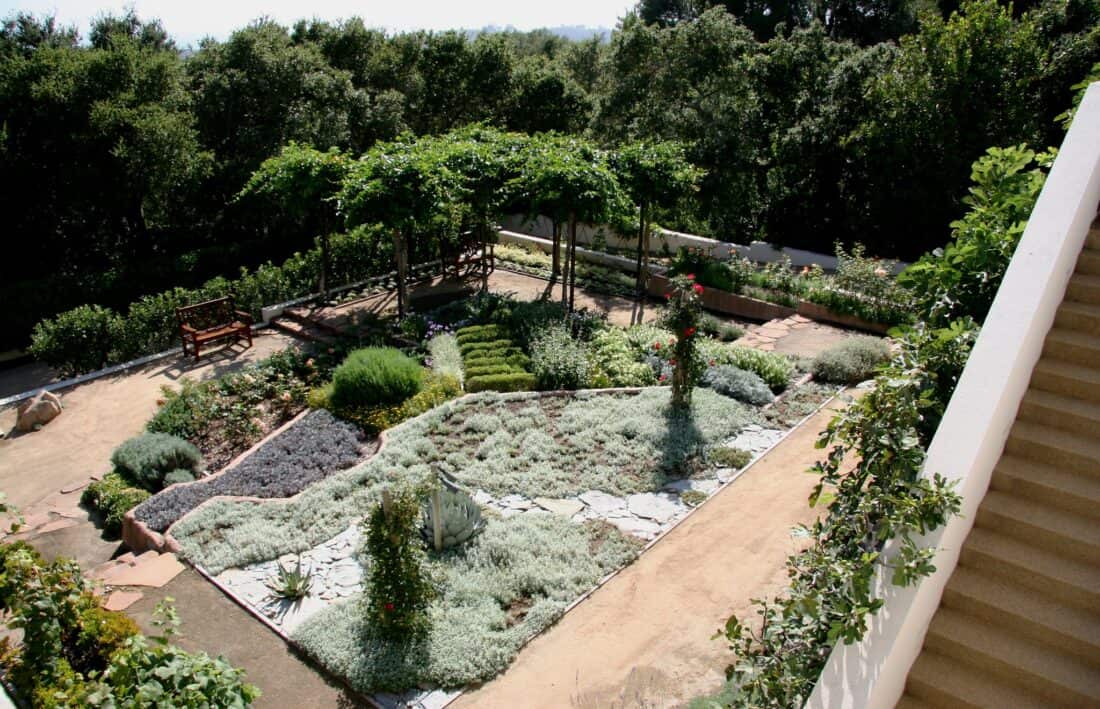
[265,556,313,601]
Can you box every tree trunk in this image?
[568,211,578,312]
[634,202,648,296]
[393,229,408,318]
[551,220,561,279]
[319,231,331,297]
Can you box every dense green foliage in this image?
[702,365,774,405]
[329,348,424,409]
[0,543,259,706]
[80,473,152,536]
[7,0,1093,351]
[530,323,591,389]
[364,488,435,640]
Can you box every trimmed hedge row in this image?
[29,227,387,377]
[454,323,534,393]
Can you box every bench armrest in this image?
[180,323,198,334]
[234,310,253,324]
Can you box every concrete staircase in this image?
[899,222,1100,708]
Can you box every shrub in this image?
[698,313,743,342]
[427,334,464,386]
[703,366,774,406]
[464,364,516,378]
[586,328,656,388]
[494,299,567,348]
[709,447,753,469]
[111,433,201,491]
[336,374,463,435]
[28,304,122,377]
[161,469,196,487]
[364,488,435,640]
[465,373,538,393]
[330,348,424,409]
[455,324,506,345]
[81,474,152,536]
[811,336,892,384]
[698,341,793,392]
[530,324,590,390]
[459,339,515,356]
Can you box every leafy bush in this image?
[162,469,196,487]
[586,328,656,388]
[465,372,538,393]
[492,299,567,349]
[698,313,744,342]
[28,304,122,378]
[330,348,424,409]
[0,546,259,706]
[323,373,463,435]
[530,324,590,390]
[134,409,365,532]
[427,334,464,386]
[697,341,794,392]
[703,366,774,406]
[811,336,892,384]
[111,433,201,492]
[455,324,506,345]
[365,488,435,641]
[459,339,516,356]
[80,474,151,536]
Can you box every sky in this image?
[2,1,636,45]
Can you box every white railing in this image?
[806,82,1100,708]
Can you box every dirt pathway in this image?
[454,395,851,709]
[0,331,300,510]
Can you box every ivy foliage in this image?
[364,487,435,641]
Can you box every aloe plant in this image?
[421,488,485,550]
[265,556,313,601]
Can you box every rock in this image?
[498,494,533,510]
[472,490,494,505]
[578,490,626,515]
[104,590,143,611]
[102,553,184,588]
[533,497,584,517]
[626,493,687,524]
[608,516,661,539]
[16,391,62,432]
[663,479,719,496]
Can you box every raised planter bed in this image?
[796,300,892,334]
[646,274,797,321]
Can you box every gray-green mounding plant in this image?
[421,488,485,550]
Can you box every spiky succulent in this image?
[421,488,485,550]
[266,556,314,601]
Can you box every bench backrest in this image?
[177,296,236,331]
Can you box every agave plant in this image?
[265,556,314,601]
[421,488,485,551]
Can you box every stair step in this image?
[992,455,1100,520]
[1006,420,1100,479]
[1031,357,1100,400]
[977,490,1100,563]
[1079,249,1100,276]
[1056,300,1100,336]
[961,527,1100,610]
[1018,387,1100,436]
[924,607,1100,706]
[1088,222,1100,251]
[1043,327,1100,368]
[905,649,1051,709]
[283,307,343,336]
[1067,273,1100,305]
[894,695,934,709]
[943,565,1100,665]
[271,317,337,345]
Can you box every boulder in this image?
[15,390,62,432]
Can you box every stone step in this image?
[1056,300,1100,336]
[924,607,1100,706]
[1006,420,1100,479]
[282,307,343,336]
[976,490,1100,563]
[1066,273,1100,306]
[1042,327,1100,368]
[992,455,1100,520]
[271,317,336,345]
[1018,387,1100,436]
[1087,223,1100,251]
[961,527,1100,611]
[905,649,1051,709]
[894,695,934,709]
[944,565,1100,665]
[1078,248,1100,276]
[1031,357,1100,400]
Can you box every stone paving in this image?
[737,313,858,358]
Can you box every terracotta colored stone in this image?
[104,590,144,611]
[33,518,79,535]
[15,390,62,432]
[104,553,185,588]
[60,479,92,494]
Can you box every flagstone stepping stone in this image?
[607,516,661,539]
[578,490,626,514]
[663,479,720,495]
[104,590,144,611]
[626,493,687,524]
[534,497,584,517]
[104,553,185,588]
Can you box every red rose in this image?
[693,284,704,295]
[665,293,672,300]
[708,360,716,367]
[686,273,696,280]
[658,374,667,382]
[684,327,696,337]
[653,342,661,350]
[384,603,395,612]
[670,359,677,366]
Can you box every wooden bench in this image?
[177,296,253,361]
